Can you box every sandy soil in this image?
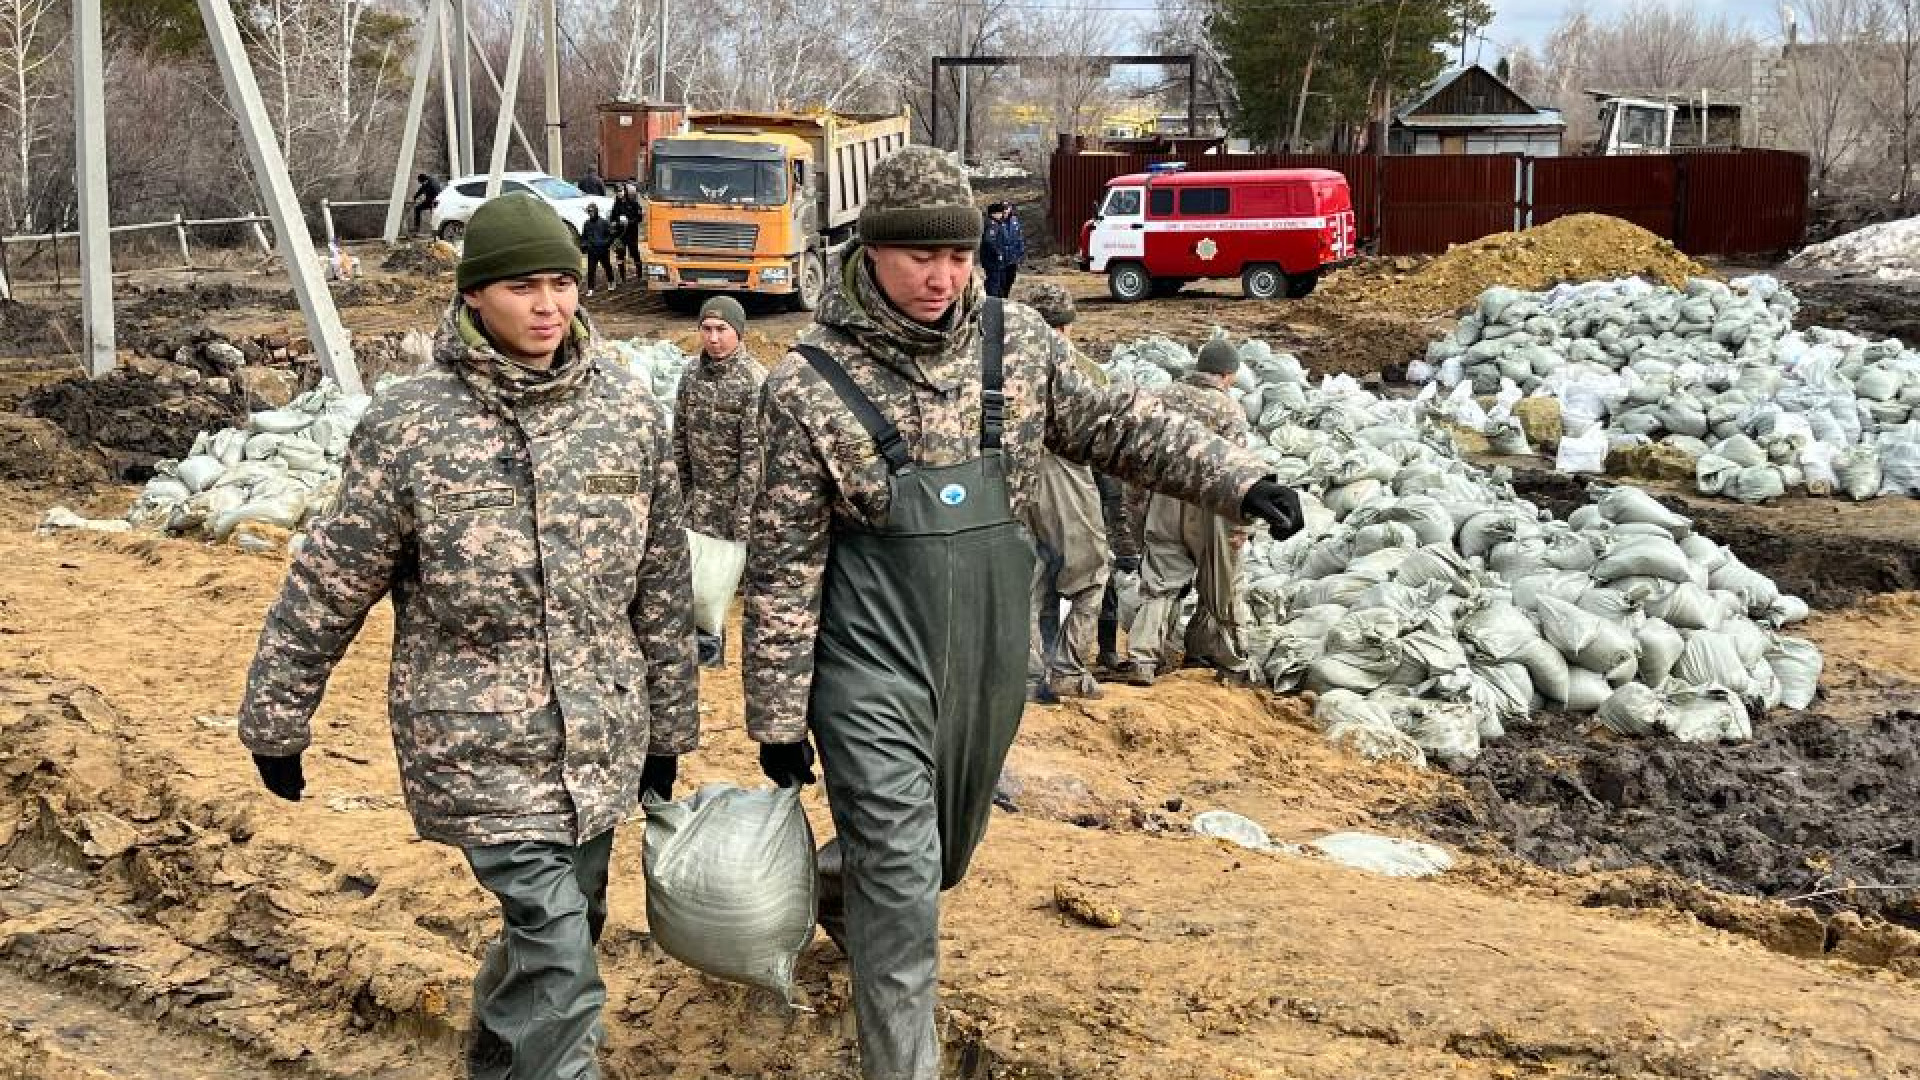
[0,490,1919,1078]
[5,259,1920,1078]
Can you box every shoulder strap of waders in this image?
[980,297,1006,451]
[794,343,913,474]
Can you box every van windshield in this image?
[1101,187,1142,217]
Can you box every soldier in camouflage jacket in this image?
[1124,341,1258,685]
[741,146,1303,1080]
[238,194,697,1080]
[673,296,764,666]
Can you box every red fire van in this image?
[1078,164,1356,302]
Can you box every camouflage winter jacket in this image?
[742,248,1270,743]
[1150,372,1254,544]
[239,299,699,848]
[672,348,766,542]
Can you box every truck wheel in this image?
[1108,262,1151,303]
[663,291,701,315]
[1150,277,1184,298]
[437,220,465,244]
[1240,263,1283,300]
[1285,269,1321,299]
[788,251,825,312]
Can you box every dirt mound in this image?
[19,367,247,480]
[380,240,458,276]
[328,276,436,307]
[117,282,289,325]
[0,299,78,358]
[1407,707,1920,928]
[1321,214,1712,316]
[0,415,106,488]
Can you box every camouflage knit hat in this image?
[458,193,582,292]
[1013,281,1076,328]
[858,146,982,248]
[698,294,746,337]
[1196,338,1241,375]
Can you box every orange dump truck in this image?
[643,109,912,312]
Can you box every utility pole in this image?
[73,0,114,376]
[485,0,534,199]
[440,11,459,177]
[544,0,563,175]
[453,0,475,173]
[654,0,669,101]
[384,0,445,243]
[956,3,970,160]
[196,0,363,396]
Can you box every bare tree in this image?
[1538,0,1761,149]
[0,0,63,230]
[1001,2,1130,154]
[1776,0,1886,185]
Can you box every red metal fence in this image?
[1047,147,1809,258]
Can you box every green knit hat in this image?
[858,146,982,248]
[457,193,583,292]
[697,294,746,337]
[1197,338,1241,375]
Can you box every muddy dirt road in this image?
[5,256,1920,1077]
[2,486,1920,1078]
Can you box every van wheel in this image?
[1240,263,1283,300]
[1108,262,1151,302]
[788,250,825,312]
[1285,269,1321,299]
[1150,277,1184,298]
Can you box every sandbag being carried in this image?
[642,783,817,1002]
[687,530,748,636]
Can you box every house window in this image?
[1178,187,1229,215]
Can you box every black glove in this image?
[639,754,678,802]
[252,753,305,802]
[1113,554,1141,575]
[759,740,817,788]
[1242,480,1304,540]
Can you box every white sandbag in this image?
[1308,832,1454,878]
[1456,598,1539,661]
[1351,521,1419,556]
[248,408,315,435]
[1799,441,1839,495]
[1708,560,1781,617]
[1591,536,1692,583]
[1323,479,1385,518]
[1636,618,1686,686]
[1511,637,1571,704]
[1562,667,1612,712]
[642,783,817,1002]
[687,530,748,636]
[1766,635,1823,710]
[1393,544,1477,595]
[1112,569,1142,627]
[1837,444,1882,500]
[1325,721,1428,767]
[1663,686,1752,742]
[1312,688,1397,732]
[1595,486,1692,535]
[176,455,226,494]
[209,492,308,542]
[1532,594,1600,659]
[1191,811,1273,851]
[1672,632,1749,693]
[1647,581,1723,631]
[1597,682,1672,736]
[1554,427,1609,474]
[1766,594,1811,627]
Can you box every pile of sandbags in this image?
[126,381,370,542]
[127,338,695,543]
[606,339,693,408]
[1111,336,1823,769]
[1410,276,1920,501]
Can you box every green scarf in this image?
[814,243,984,385]
[432,297,596,415]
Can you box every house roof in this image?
[1396,64,1554,120]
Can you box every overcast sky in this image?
[1483,0,1787,57]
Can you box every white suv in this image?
[428,172,616,244]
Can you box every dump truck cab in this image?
[643,110,910,312]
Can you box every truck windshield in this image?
[651,157,787,205]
